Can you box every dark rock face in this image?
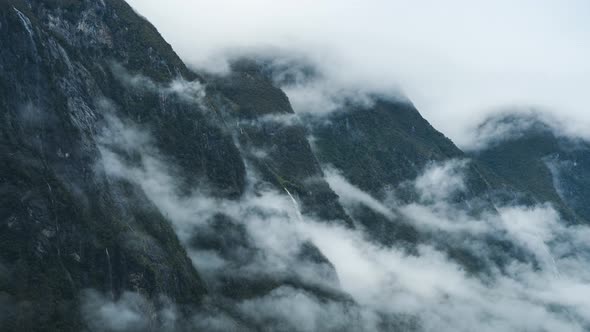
[207,59,354,225]
[0,1,226,330]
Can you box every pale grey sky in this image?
[127,0,590,148]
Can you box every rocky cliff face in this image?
[3,1,590,332]
[0,0,217,330]
[205,59,354,225]
[0,1,352,330]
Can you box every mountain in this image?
[2,1,590,331]
[471,113,590,224]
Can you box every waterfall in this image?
[284,187,304,223]
[105,248,113,299]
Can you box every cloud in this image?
[318,160,590,331]
[95,110,590,331]
[237,286,378,332]
[412,159,468,202]
[303,203,589,332]
[324,167,396,220]
[282,77,377,115]
[300,213,587,332]
[464,110,575,151]
[110,63,206,106]
[81,290,158,332]
[127,0,590,147]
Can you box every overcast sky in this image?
[126,0,590,148]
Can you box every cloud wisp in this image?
[110,63,207,106]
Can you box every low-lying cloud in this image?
[95,110,590,331]
[311,160,590,332]
[81,290,179,332]
[324,167,396,220]
[111,63,206,106]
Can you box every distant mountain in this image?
[471,113,590,223]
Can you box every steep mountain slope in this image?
[0,0,222,330]
[304,98,537,272]
[0,1,355,330]
[309,100,463,192]
[205,59,354,225]
[254,56,510,200]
